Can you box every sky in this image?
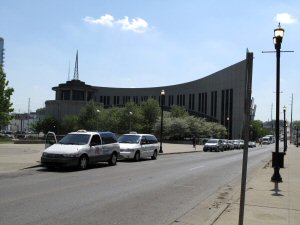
[0,0,299,122]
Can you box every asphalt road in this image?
[0,146,273,225]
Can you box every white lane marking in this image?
[189,165,205,171]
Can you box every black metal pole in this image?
[283,109,287,152]
[238,51,253,225]
[271,37,282,183]
[159,94,164,153]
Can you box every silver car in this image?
[118,134,159,161]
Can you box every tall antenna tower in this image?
[73,50,79,80]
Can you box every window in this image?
[91,134,101,145]
[61,90,70,100]
[100,132,117,144]
[146,135,158,143]
[73,90,85,101]
[211,91,217,117]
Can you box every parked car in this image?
[118,133,159,161]
[227,140,235,150]
[203,139,224,152]
[239,140,245,149]
[249,141,256,148]
[221,139,230,150]
[233,140,241,149]
[41,130,120,170]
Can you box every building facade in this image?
[46,55,253,139]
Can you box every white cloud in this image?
[116,16,148,33]
[275,13,298,24]
[83,14,149,33]
[83,14,115,27]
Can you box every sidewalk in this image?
[174,144,300,225]
[0,143,201,174]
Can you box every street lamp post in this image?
[97,109,100,131]
[227,117,230,139]
[159,89,165,153]
[129,111,133,132]
[283,106,287,153]
[271,23,284,183]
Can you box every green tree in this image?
[32,116,60,134]
[293,120,300,128]
[77,101,102,130]
[0,66,14,129]
[140,98,160,133]
[250,120,269,140]
[61,115,79,134]
[170,105,188,118]
[206,122,227,139]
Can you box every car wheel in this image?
[151,150,158,160]
[134,151,140,162]
[108,153,117,166]
[78,155,88,170]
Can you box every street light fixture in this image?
[159,89,165,153]
[283,106,287,153]
[271,23,284,183]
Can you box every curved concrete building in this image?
[46,54,253,139]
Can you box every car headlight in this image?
[42,152,48,157]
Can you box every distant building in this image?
[45,53,254,139]
[0,37,4,66]
[5,112,38,133]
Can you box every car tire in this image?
[78,155,88,170]
[108,153,117,166]
[151,150,158,160]
[134,151,140,162]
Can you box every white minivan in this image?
[41,130,120,169]
[118,133,159,161]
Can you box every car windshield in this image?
[118,135,140,144]
[207,139,218,143]
[58,134,91,145]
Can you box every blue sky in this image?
[0,0,299,122]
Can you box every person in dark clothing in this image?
[192,136,196,150]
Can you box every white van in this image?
[41,130,120,169]
[118,134,159,161]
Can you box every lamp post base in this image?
[159,147,163,153]
[271,168,283,183]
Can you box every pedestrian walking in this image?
[259,138,262,147]
[192,136,196,150]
